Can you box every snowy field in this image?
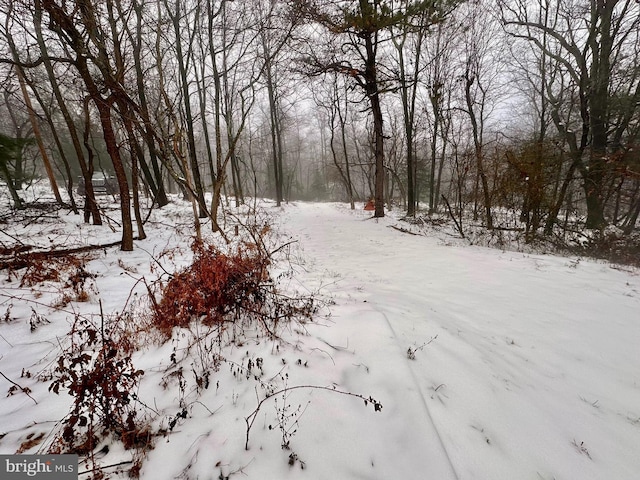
[1,191,639,480]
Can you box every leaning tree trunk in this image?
[70,50,134,250]
[94,98,134,251]
[34,0,101,223]
[28,81,80,214]
[7,32,63,206]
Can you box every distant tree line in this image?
[0,0,638,249]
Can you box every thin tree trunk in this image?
[193,15,217,211]
[208,0,224,231]
[464,71,492,229]
[170,0,208,218]
[262,31,284,206]
[7,34,63,206]
[27,80,79,214]
[33,0,101,224]
[129,0,169,208]
[328,99,349,203]
[338,83,355,209]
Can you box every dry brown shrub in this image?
[19,262,61,286]
[151,240,316,340]
[19,254,96,288]
[49,314,145,456]
[153,241,269,337]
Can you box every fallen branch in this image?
[388,225,420,236]
[491,226,525,232]
[441,195,465,239]
[0,239,135,271]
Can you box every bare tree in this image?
[501,0,640,230]
[42,0,135,250]
[294,0,457,217]
[457,2,506,230]
[31,0,102,223]
[166,0,208,218]
[124,0,170,208]
[3,6,63,207]
[312,75,357,208]
[295,1,461,217]
[390,6,455,215]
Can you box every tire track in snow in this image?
[371,303,461,480]
[282,202,640,480]
[281,203,461,479]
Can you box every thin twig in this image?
[269,240,299,258]
[245,384,382,450]
[78,460,133,476]
[0,331,13,347]
[0,370,38,404]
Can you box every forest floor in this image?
[1,186,640,480]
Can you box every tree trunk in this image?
[170,0,208,218]
[464,71,492,229]
[33,0,101,224]
[130,0,169,208]
[338,83,355,209]
[393,32,418,217]
[27,80,80,214]
[7,33,63,206]
[60,34,135,251]
[263,32,284,206]
[328,98,351,204]
[364,31,385,218]
[429,88,440,215]
[209,4,224,231]
[582,0,613,230]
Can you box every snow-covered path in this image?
[279,202,640,480]
[2,198,640,480]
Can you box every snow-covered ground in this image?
[1,194,639,479]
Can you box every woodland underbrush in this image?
[1,203,360,478]
[403,207,640,268]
